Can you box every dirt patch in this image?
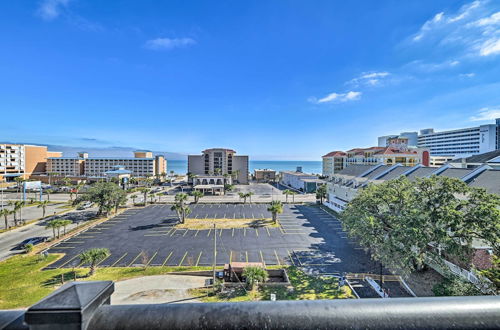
[176,218,278,229]
[405,268,444,297]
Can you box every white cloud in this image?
[310,91,361,104]
[459,72,476,78]
[348,71,390,87]
[469,107,500,121]
[480,38,500,56]
[144,38,196,51]
[37,0,70,21]
[409,1,500,58]
[474,11,500,26]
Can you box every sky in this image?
[1,0,500,160]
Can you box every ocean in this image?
[167,160,322,175]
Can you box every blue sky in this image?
[1,0,500,160]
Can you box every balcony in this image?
[0,281,498,329]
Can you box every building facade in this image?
[47,151,166,178]
[379,118,500,158]
[188,148,248,184]
[280,171,322,192]
[322,138,429,178]
[254,169,276,182]
[0,144,61,181]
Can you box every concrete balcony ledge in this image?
[1,281,499,329]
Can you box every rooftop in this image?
[448,150,500,164]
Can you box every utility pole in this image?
[212,223,217,292]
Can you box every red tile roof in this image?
[322,151,346,157]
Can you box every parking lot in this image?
[46,204,387,277]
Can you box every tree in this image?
[171,203,191,224]
[79,248,111,276]
[74,182,85,200]
[316,184,327,204]
[0,208,13,229]
[224,184,234,192]
[62,177,71,187]
[175,192,189,205]
[238,192,247,203]
[138,187,150,205]
[247,192,254,203]
[243,266,268,291]
[24,243,34,254]
[479,256,500,293]
[149,191,156,204]
[59,219,73,235]
[12,201,25,226]
[191,190,204,203]
[45,189,53,202]
[81,182,124,216]
[46,219,62,238]
[283,189,293,203]
[144,177,153,188]
[37,200,50,218]
[267,200,283,224]
[131,194,138,206]
[432,275,482,296]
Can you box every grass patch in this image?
[177,218,278,230]
[0,253,213,309]
[192,266,353,302]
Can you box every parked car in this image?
[77,202,93,210]
[13,237,48,250]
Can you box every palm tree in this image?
[267,200,283,224]
[316,184,327,204]
[59,219,73,235]
[191,190,203,203]
[247,192,254,203]
[8,201,18,226]
[149,191,156,204]
[144,177,153,188]
[187,172,196,184]
[131,194,137,206]
[139,187,149,205]
[238,192,247,203]
[0,208,13,229]
[45,219,60,238]
[171,203,191,224]
[175,192,189,205]
[243,266,268,291]
[283,189,293,203]
[62,177,71,187]
[75,182,85,199]
[14,201,25,225]
[37,200,50,218]
[79,248,111,276]
[45,189,53,202]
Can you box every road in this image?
[0,207,97,260]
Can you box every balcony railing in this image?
[1,281,499,329]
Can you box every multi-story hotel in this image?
[322,137,429,177]
[0,144,61,181]
[188,148,248,184]
[379,118,500,159]
[47,151,166,178]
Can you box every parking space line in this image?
[252,213,255,219]
[178,251,188,266]
[162,251,173,266]
[170,229,177,237]
[219,229,223,237]
[287,250,295,266]
[205,214,208,219]
[246,251,248,262]
[259,250,266,266]
[53,246,75,249]
[194,229,199,237]
[224,213,226,219]
[96,254,111,266]
[229,251,232,263]
[244,228,246,236]
[58,254,79,268]
[274,250,281,265]
[266,227,271,236]
[233,213,236,218]
[196,251,202,266]
[111,253,128,267]
[207,229,212,237]
[183,230,189,237]
[255,228,259,236]
[128,252,142,266]
[147,251,158,266]
[232,228,235,237]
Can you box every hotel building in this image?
[0,144,61,181]
[322,137,429,177]
[188,148,248,184]
[47,151,166,178]
[378,118,500,159]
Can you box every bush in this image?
[432,276,482,296]
[24,244,34,254]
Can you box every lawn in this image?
[191,266,353,302]
[177,218,278,229]
[0,253,213,309]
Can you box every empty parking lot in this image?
[46,204,387,276]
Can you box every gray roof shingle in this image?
[337,164,377,177]
[437,168,474,179]
[468,169,500,195]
